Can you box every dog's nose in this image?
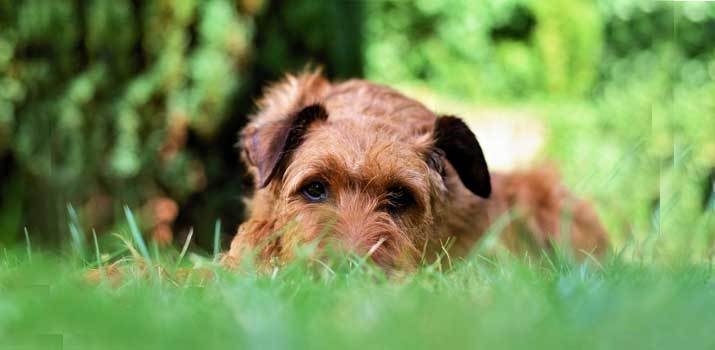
[334,211,383,250]
[335,219,369,251]
[336,213,396,254]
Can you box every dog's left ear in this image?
[241,104,328,188]
[430,116,491,198]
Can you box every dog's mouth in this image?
[317,213,419,270]
[292,226,418,272]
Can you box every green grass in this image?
[1,238,715,350]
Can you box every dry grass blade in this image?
[177,228,194,267]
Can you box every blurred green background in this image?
[0,0,713,256]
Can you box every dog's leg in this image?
[221,219,280,269]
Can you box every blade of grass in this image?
[92,229,106,281]
[68,204,87,259]
[311,258,336,277]
[85,247,130,269]
[475,210,516,255]
[440,239,454,271]
[151,240,162,266]
[579,249,605,271]
[177,228,194,268]
[213,219,222,261]
[112,233,141,260]
[68,224,84,258]
[123,206,152,264]
[92,229,102,268]
[23,227,32,263]
[349,237,387,274]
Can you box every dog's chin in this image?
[336,221,421,271]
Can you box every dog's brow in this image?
[283,155,346,193]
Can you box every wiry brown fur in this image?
[223,71,609,272]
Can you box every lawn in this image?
[2,242,715,350]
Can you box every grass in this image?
[0,254,712,349]
[1,226,715,350]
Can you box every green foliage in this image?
[250,0,363,78]
[365,0,603,99]
[364,0,715,100]
[0,0,364,245]
[4,0,251,186]
[0,0,254,241]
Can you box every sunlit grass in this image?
[1,239,714,349]
[1,207,714,350]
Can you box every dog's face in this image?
[240,101,491,270]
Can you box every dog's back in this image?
[488,168,609,257]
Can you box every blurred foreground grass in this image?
[1,240,715,350]
[0,208,713,349]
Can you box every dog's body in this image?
[223,72,608,271]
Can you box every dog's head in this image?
[239,81,490,270]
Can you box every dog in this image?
[222,71,609,271]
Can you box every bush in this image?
[0,0,256,244]
[0,0,364,246]
[364,0,715,100]
[364,0,603,99]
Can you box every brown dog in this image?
[223,71,609,271]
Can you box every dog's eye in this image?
[301,181,328,202]
[384,186,415,214]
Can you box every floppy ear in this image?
[241,104,328,188]
[431,116,491,198]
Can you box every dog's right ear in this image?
[241,104,328,188]
[431,115,491,198]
